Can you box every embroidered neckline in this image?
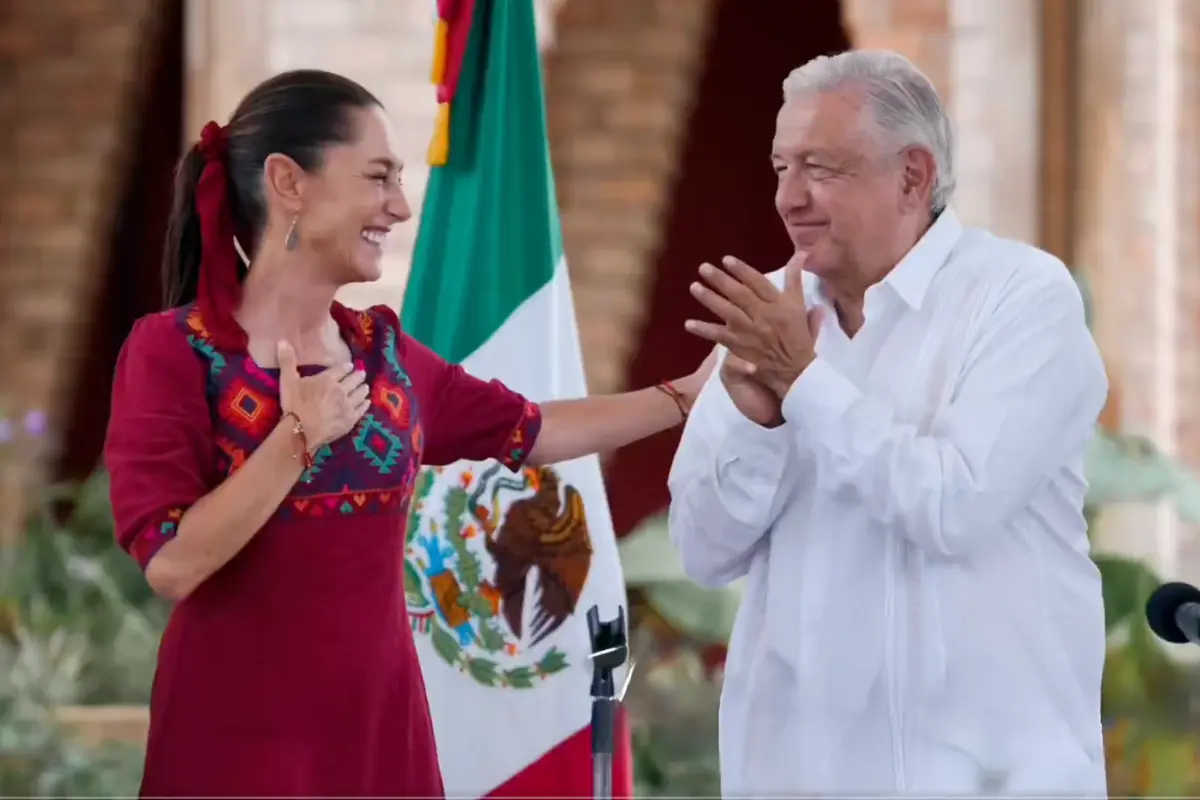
[180,300,375,362]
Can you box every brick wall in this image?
[0,0,160,542]
[544,0,715,395]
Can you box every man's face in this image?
[772,88,911,282]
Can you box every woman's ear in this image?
[263,153,305,213]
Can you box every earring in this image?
[284,215,300,251]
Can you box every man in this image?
[669,50,1109,796]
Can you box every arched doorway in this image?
[55,0,185,481]
[605,0,850,536]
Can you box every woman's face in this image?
[294,106,412,284]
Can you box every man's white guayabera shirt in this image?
[668,210,1109,797]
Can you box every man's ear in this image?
[899,145,936,210]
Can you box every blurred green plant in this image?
[618,520,729,797]
[0,620,147,797]
[3,470,165,704]
[1084,429,1200,796]
[1,470,161,796]
[1073,273,1200,794]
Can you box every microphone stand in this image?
[587,604,629,800]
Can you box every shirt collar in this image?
[813,207,964,312]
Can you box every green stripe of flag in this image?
[402,0,563,364]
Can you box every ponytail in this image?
[160,122,247,350]
[161,144,206,309]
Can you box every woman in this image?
[104,69,710,797]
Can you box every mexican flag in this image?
[400,0,632,797]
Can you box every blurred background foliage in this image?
[0,472,158,796]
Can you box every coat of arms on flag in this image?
[405,462,593,690]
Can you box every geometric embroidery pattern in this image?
[300,444,334,484]
[215,435,250,474]
[372,378,410,427]
[499,401,541,471]
[130,507,184,570]
[381,327,413,387]
[353,413,406,475]
[221,379,279,440]
[174,303,424,522]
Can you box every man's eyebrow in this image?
[771,149,824,161]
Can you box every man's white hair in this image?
[782,50,955,214]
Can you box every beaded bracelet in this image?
[655,380,690,422]
[282,411,316,471]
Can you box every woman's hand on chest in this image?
[277,341,370,449]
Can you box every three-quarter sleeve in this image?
[382,309,541,471]
[104,312,215,569]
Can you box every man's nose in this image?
[776,171,812,211]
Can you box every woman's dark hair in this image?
[162,69,381,308]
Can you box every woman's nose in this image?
[386,186,412,223]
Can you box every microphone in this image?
[1145,581,1200,645]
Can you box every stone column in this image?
[1075,0,1200,578]
[948,0,1041,242]
[842,0,1042,243]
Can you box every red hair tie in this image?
[194,121,247,349]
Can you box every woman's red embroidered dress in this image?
[104,302,542,798]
